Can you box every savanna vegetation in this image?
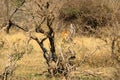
[0,0,120,80]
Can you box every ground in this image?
[0,29,120,80]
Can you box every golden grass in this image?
[0,31,120,80]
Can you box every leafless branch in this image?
[9,0,26,19]
[78,47,99,66]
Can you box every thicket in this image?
[59,0,120,30]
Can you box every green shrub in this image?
[59,6,79,22]
[16,0,24,7]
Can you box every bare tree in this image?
[0,0,78,80]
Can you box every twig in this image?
[78,47,99,66]
[58,46,65,61]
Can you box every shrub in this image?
[59,0,120,29]
[79,0,118,28]
[59,6,79,22]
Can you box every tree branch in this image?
[9,0,25,19]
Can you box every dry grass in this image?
[0,30,120,80]
[0,0,120,80]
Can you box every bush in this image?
[79,0,118,28]
[59,0,120,29]
[59,5,79,22]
